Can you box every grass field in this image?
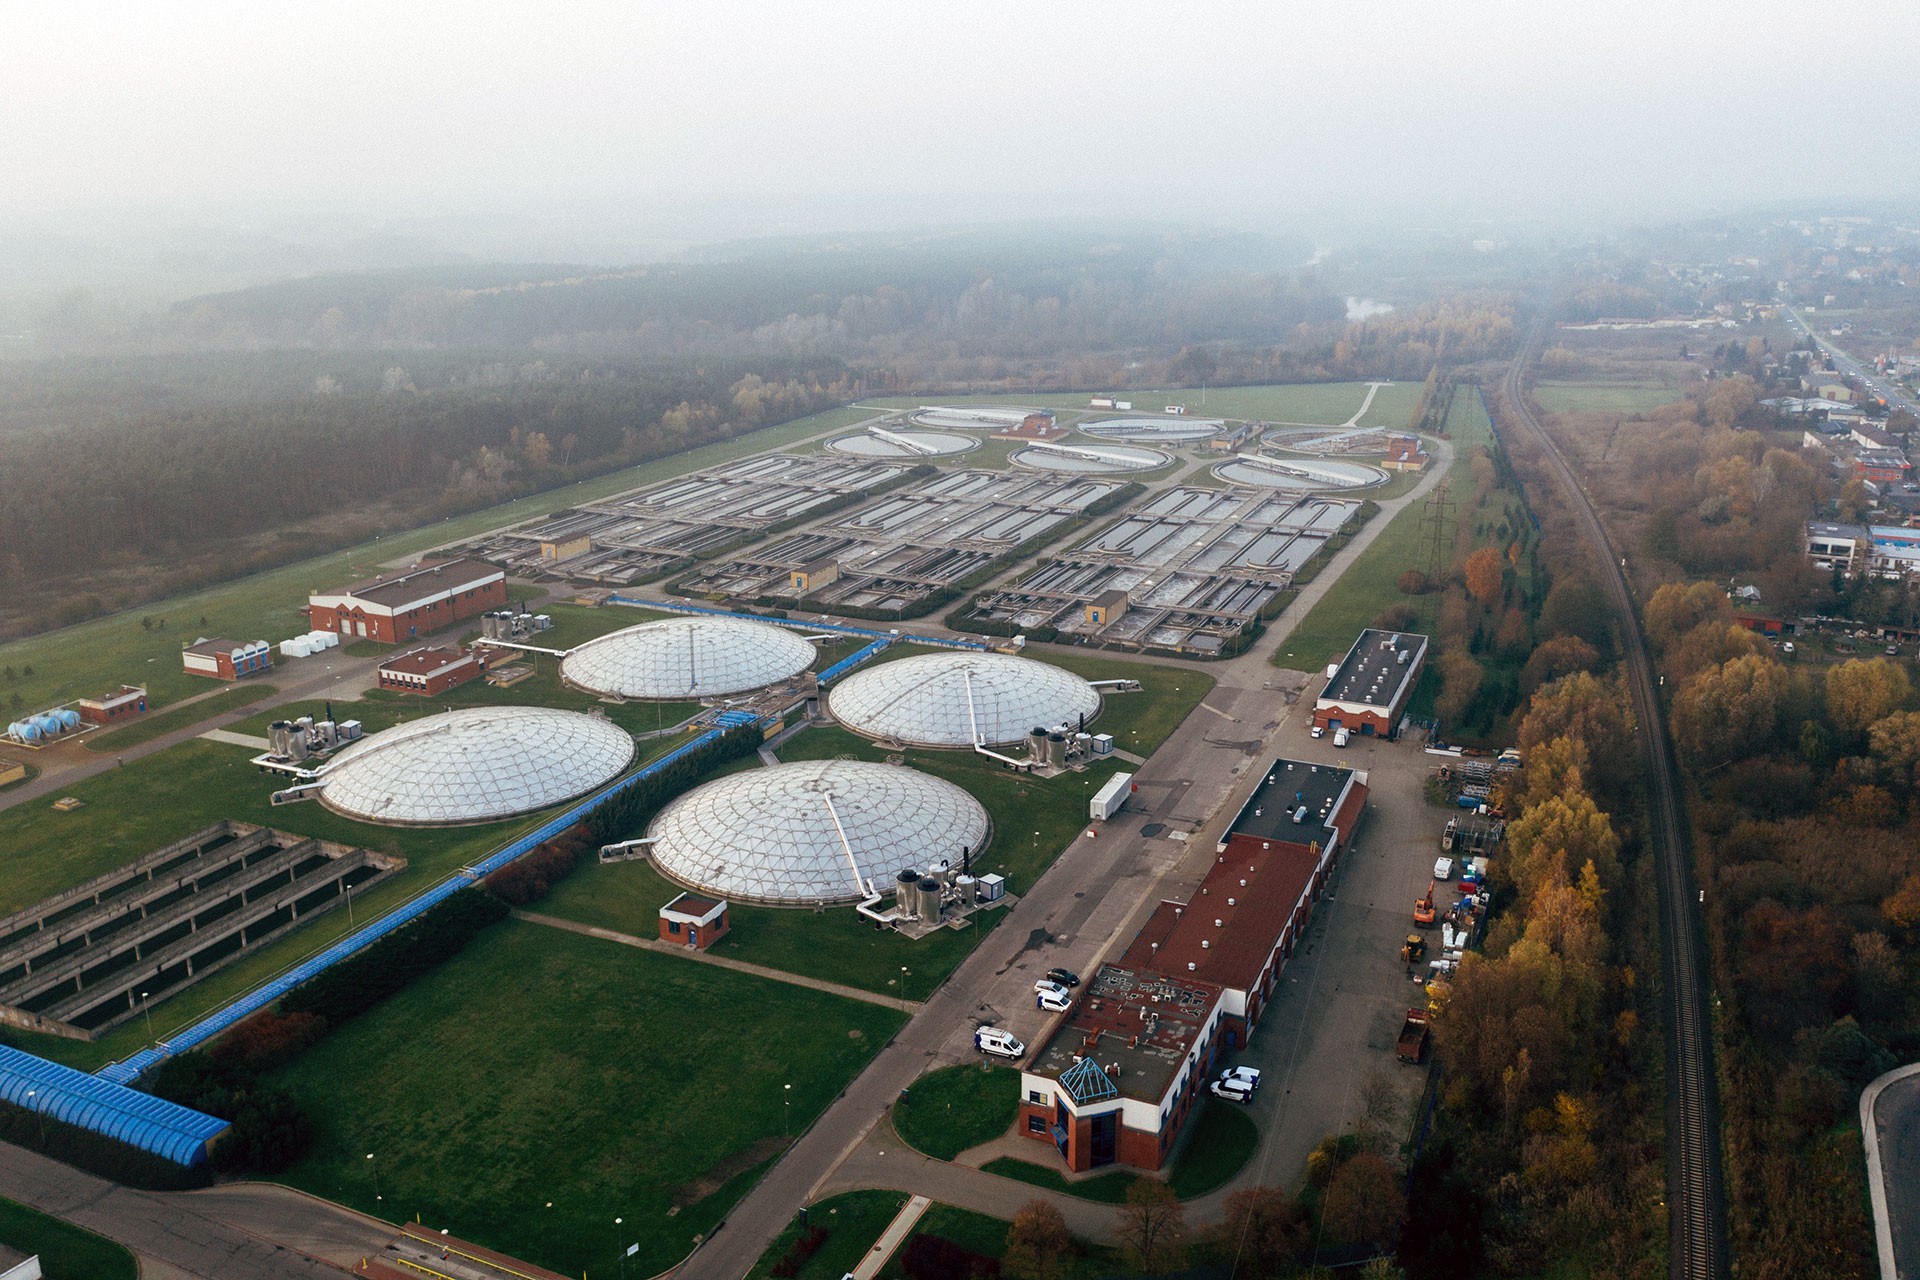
[270,919,905,1278]
[1532,380,1681,415]
[541,653,1210,995]
[746,1190,909,1280]
[0,405,875,718]
[3,720,700,1070]
[1270,385,1496,671]
[0,1197,138,1280]
[893,1064,1019,1160]
[861,382,1422,433]
[84,682,280,751]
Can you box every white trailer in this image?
[1089,771,1134,821]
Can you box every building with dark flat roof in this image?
[1018,758,1366,1171]
[307,559,507,645]
[1313,628,1428,737]
[376,647,485,697]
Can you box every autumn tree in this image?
[1119,1178,1185,1273]
[1504,790,1621,904]
[1517,672,1635,804]
[1210,1186,1306,1278]
[1869,710,1920,789]
[1644,580,1732,654]
[1519,634,1599,697]
[1003,1199,1073,1280]
[1320,1151,1406,1248]
[1463,546,1504,608]
[1434,651,1484,728]
[1826,658,1914,740]
[1671,653,1788,767]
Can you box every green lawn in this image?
[1270,386,1495,671]
[540,654,1211,995]
[2,719,701,1070]
[981,1157,1139,1203]
[83,683,280,751]
[0,1197,138,1280]
[861,382,1422,432]
[270,920,906,1278]
[747,1190,910,1280]
[894,1064,1019,1160]
[0,405,874,718]
[1532,380,1680,415]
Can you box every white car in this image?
[1310,725,1325,739]
[975,1027,1025,1059]
[1209,1077,1254,1103]
[1034,978,1070,999]
[1218,1065,1262,1092]
[1037,986,1072,1012]
[1433,857,1454,881]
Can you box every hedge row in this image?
[483,824,595,906]
[586,724,762,844]
[280,889,511,1027]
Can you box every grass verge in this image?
[746,1190,909,1280]
[268,919,906,1278]
[981,1099,1255,1202]
[894,1064,1019,1160]
[0,1197,138,1280]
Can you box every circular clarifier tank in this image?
[317,707,633,827]
[562,616,813,700]
[646,759,991,905]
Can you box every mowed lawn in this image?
[0,405,874,718]
[270,920,906,1278]
[860,381,1420,431]
[541,652,1210,995]
[1271,386,1491,670]
[4,722,701,1070]
[1532,380,1681,415]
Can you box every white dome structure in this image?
[828,652,1100,748]
[647,759,990,905]
[317,707,633,826]
[562,616,813,700]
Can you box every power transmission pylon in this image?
[1416,479,1456,583]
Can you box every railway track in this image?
[1496,325,1727,1280]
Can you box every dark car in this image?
[1045,967,1081,988]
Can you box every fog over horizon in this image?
[6,0,1920,286]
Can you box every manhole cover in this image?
[1141,822,1165,838]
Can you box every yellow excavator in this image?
[1400,933,1427,965]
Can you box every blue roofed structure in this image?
[1059,1055,1119,1105]
[0,1043,226,1166]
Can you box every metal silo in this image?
[915,877,942,923]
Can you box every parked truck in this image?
[1089,771,1134,822]
[1396,1008,1431,1064]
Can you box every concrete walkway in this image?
[851,1195,931,1280]
[824,1127,1119,1242]
[200,728,271,750]
[513,910,924,1013]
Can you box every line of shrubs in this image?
[586,723,761,844]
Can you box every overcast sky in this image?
[5,0,1919,246]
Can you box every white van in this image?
[975,1027,1025,1059]
[1333,727,1350,748]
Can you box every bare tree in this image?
[1120,1178,1186,1273]
[1002,1199,1073,1280]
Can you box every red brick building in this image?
[307,559,507,645]
[658,893,729,950]
[376,647,485,697]
[77,685,148,725]
[1383,436,1429,471]
[182,638,273,681]
[1019,759,1367,1172]
[1312,629,1428,738]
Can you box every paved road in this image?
[1784,307,1919,418]
[672,433,1456,1279]
[0,1140,384,1278]
[1862,1063,1920,1280]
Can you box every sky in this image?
[4,0,1919,256]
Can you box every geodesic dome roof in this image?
[647,759,991,905]
[562,616,813,700]
[317,707,633,826]
[828,652,1100,748]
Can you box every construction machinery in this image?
[1400,933,1427,965]
[1396,1008,1432,1064]
[1413,881,1436,927]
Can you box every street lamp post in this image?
[24,1090,45,1146]
[783,1083,792,1137]
[900,966,910,1008]
[139,990,153,1040]
[615,1217,627,1279]
[366,1152,380,1207]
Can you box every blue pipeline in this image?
[97,723,738,1086]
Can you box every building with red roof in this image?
[1019,758,1366,1171]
